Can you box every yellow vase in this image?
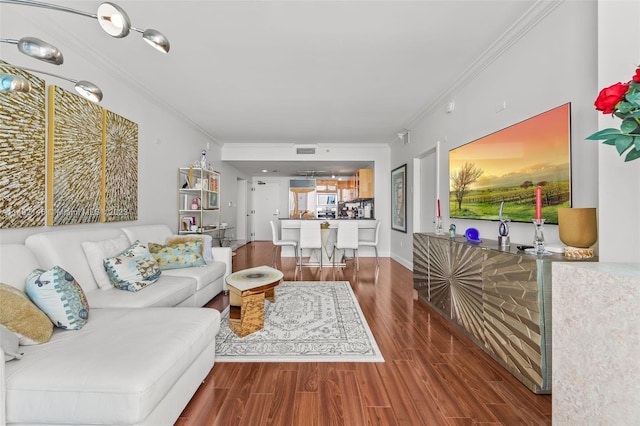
[558,208,598,248]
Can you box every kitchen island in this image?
[278,219,378,259]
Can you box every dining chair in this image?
[270,220,298,270]
[298,221,322,271]
[334,221,359,271]
[358,220,381,268]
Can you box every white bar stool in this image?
[299,221,322,271]
[334,221,359,271]
[358,220,381,268]
[270,220,298,270]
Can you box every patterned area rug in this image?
[215,281,384,362]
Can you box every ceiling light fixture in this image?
[0,37,63,65]
[0,63,103,102]
[0,0,170,53]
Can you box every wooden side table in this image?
[225,266,283,337]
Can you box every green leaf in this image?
[635,136,640,150]
[624,147,640,162]
[626,91,640,105]
[602,139,616,146]
[627,110,640,119]
[621,118,639,133]
[615,135,633,154]
[586,128,621,140]
[618,102,636,113]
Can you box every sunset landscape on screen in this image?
[448,103,571,223]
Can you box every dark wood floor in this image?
[176,241,551,425]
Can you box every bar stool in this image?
[298,221,322,271]
[358,220,381,268]
[334,221,359,271]
[270,220,298,270]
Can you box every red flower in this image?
[633,67,640,83]
[594,82,629,114]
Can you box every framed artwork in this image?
[103,110,138,222]
[47,85,103,226]
[391,164,407,233]
[449,103,571,224]
[0,63,46,228]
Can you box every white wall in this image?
[597,0,640,262]
[390,1,608,265]
[0,7,250,244]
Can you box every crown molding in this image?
[404,0,564,131]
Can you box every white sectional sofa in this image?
[0,224,232,425]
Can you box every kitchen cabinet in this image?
[357,169,373,198]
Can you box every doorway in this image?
[236,178,248,244]
[253,181,281,241]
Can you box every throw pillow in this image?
[26,266,90,330]
[148,240,206,270]
[104,241,161,292]
[81,234,131,290]
[0,283,53,345]
[165,234,214,261]
[1,324,23,361]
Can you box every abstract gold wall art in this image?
[0,64,46,228]
[103,109,138,222]
[47,85,102,225]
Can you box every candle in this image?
[437,199,441,217]
[535,186,542,220]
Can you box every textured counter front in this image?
[413,232,595,394]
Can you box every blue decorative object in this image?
[465,227,481,243]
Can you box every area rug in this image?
[215,281,384,362]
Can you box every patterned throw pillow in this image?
[165,234,214,261]
[81,234,131,290]
[25,266,90,330]
[0,283,53,345]
[148,240,206,270]
[104,241,161,292]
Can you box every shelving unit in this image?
[178,167,221,235]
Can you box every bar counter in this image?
[278,218,378,258]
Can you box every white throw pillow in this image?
[82,234,131,290]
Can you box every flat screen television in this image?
[448,103,571,224]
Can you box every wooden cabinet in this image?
[413,233,574,394]
[357,169,373,198]
[178,167,221,235]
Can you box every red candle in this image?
[535,186,542,220]
[437,199,441,217]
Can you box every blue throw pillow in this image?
[25,266,90,330]
[148,240,206,270]
[104,241,161,292]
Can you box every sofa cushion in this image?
[0,244,40,293]
[4,307,220,425]
[25,266,90,330]
[104,241,161,292]
[162,261,227,292]
[25,228,127,293]
[166,234,214,261]
[148,240,206,270]
[0,283,52,345]
[81,234,131,290]
[85,275,197,308]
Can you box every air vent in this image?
[296,147,316,155]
